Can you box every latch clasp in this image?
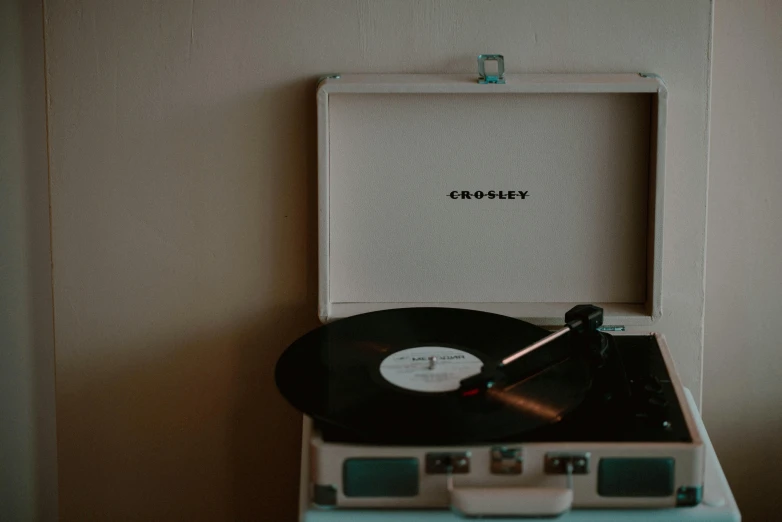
[477,54,505,84]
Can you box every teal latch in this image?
[477,54,505,84]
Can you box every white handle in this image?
[450,486,573,517]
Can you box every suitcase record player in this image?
[275,56,706,518]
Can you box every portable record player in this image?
[276,56,711,518]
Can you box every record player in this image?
[276,56,708,518]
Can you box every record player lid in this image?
[318,72,666,326]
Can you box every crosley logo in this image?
[448,190,529,200]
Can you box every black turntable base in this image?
[275,307,692,447]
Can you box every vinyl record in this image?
[275,307,592,444]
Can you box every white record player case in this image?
[297,63,715,518]
[318,69,666,325]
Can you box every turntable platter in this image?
[275,307,592,444]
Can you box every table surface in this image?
[302,388,740,522]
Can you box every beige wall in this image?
[703,1,782,521]
[0,1,58,521]
[31,0,782,520]
[43,2,712,520]
[0,1,771,521]
[13,1,782,521]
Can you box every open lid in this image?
[317,62,666,326]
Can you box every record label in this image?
[378,347,483,393]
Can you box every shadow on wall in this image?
[57,312,316,521]
[710,406,782,521]
[55,78,321,521]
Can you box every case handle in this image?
[447,458,576,517]
[450,486,573,517]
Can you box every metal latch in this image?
[491,447,522,474]
[426,452,471,474]
[544,453,590,475]
[477,54,505,84]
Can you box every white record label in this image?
[379,346,484,393]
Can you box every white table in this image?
[302,389,740,521]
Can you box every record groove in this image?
[275,307,592,444]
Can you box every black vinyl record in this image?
[275,307,593,444]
